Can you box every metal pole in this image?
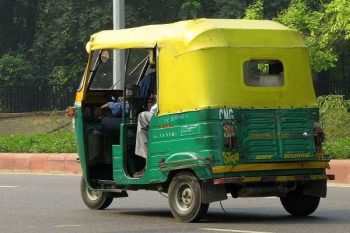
[113,0,125,89]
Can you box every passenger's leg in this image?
[135,111,153,158]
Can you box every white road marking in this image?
[0,186,19,188]
[53,225,82,228]
[200,228,274,233]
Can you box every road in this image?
[0,174,349,233]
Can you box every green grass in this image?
[0,112,76,153]
[0,132,77,153]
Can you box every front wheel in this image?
[280,192,320,216]
[168,171,209,222]
[80,176,113,210]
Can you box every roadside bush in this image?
[317,95,350,159]
[323,137,350,159]
[0,132,76,153]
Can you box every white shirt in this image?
[150,103,158,114]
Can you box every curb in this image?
[0,153,81,174]
[327,160,350,184]
[0,153,349,184]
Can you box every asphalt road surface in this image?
[0,174,349,233]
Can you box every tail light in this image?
[223,122,237,150]
[313,122,325,158]
[313,122,325,146]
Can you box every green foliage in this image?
[0,0,349,89]
[324,137,350,159]
[276,0,350,72]
[0,0,37,54]
[180,0,201,19]
[317,95,350,141]
[325,0,350,40]
[317,95,350,159]
[0,53,35,88]
[125,1,183,26]
[33,0,113,86]
[244,0,264,20]
[0,132,77,153]
[262,0,291,19]
[211,0,250,18]
[50,63,83,86]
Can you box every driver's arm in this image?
[101,102,110,109]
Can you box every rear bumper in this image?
[213,174,334,185]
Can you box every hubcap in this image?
[175,184,193,212]
[86,187,101,201]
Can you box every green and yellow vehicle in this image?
[69,19,334,222]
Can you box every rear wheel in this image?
[168,171,209,222]
[280,192,320,216]
[80,176,113,210]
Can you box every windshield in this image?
[88,49,149,90]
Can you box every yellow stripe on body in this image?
[212,161,329,174]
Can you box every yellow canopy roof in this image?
[86,18,306,55]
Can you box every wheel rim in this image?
[86,186,102,201]
[175,184,194,212]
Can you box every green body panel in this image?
[75,106,325,187]
[237,109,317,162]
[74,107,87,177]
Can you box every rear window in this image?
[244,60,284,87]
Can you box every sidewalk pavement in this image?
[0,153,349,184]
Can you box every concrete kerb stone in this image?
[0,153,15,172]
[0,153,81,174]
[14,154,31,173]
[0,153,350,184]
[328,160,350,184]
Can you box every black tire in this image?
[168,171,209,222]
[80,176,113,210]
[280,192,320,216]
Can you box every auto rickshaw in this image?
[68,18,334,222]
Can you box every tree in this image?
[244,0,264,19]
[1,0,349,89]
[126,0,183,26]
[33,0,113,86]
[180,0,201,19]
[0,53,35,88]
[276,0,350,72]
[211,0,251,18]
[0,0,38,55]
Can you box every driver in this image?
[101,98,129,118]
[100,98,130,162]
[100,98,129,131]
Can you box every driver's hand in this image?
[94,107,103,119]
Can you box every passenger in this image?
[139,67,156,111]
[134,94,157,177]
